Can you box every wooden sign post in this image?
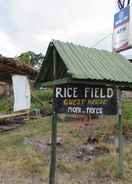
[117,88,124,177]
[49,49,58,184]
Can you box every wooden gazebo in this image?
[36,40,132,184]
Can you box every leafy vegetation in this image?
[19,52,32,65]
[32,88,53,103]
[31,88,53,113]
[0,88,53,114]
[18,51,44,69]
[0,96,12,113]
[123,99,132,120]
[122,99,132,130]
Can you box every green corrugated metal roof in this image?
[37,40,132,85]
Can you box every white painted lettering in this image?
[107,88,114,98]
[85,88,90,98]
[56,88,63,98]
[67,88,73,98]
[100,88,106,98]
[95,88,99,98]
[73,88,78,98]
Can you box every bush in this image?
[32,88,53,102]
[0,88,53,114]
[31,88,53,113]
[123,99,132,120]
[0,96,12,113]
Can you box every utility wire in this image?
[91,33,112,48]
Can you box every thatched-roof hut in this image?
[0,55,38,83]
[0,55,38,115]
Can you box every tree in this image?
[19,52,31,65]
[19,51,44,70]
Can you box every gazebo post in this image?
[117,87,124,177]
[49,48,58,184]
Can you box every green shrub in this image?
[123,99,132,120]
[32,88,53,102]
[31,88,53,113]
[0,96,12,113]
[0,89,53,114]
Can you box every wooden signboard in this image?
[54,84,117,115]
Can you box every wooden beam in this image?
[36,78,132,90]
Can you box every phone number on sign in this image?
[67,107,103,114]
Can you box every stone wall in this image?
[0,82,10,96]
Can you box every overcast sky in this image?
[0,0,131,57]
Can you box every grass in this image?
[0,117,51,183]
[56,98,132,184]
[0,118,51,149]
[0,99,132,183]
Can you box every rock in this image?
[87,136,99,144]
[23,137,32,145]
[56,137,63,145]
[48,137,63,146]
[33,141,47,153]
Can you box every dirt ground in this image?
[0,116,132,184]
